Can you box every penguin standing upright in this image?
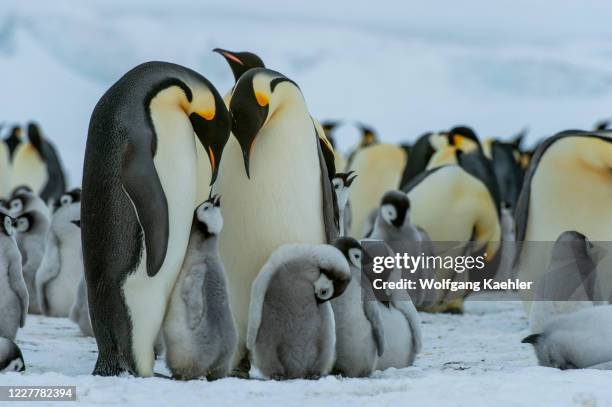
[36,189,82,317]
[0,215,27,341]
[81,62,231,377]
[10,123,66,203]
[515,131,612,320]
[14,208,50,314]
[213,68,337,373]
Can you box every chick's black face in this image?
[380,190,410,228]
[333,236,363,269]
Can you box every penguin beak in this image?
[345,171,358,187]
[189,104,231,185]
[213,48,244,66]
[71,220,81,228]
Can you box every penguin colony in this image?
[1,49,612,378]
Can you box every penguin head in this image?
[213,48,265,82]
[332,171,358,209]
[6,126,22,142]
[0,337,25,373]
[333,236,363,269]
[447,126,480,153]
[8,195,25,216]
[356,123,378,148]
[321,120,341,148]
[27,122,44,149]
[195,194,223,237]
[53,188,81,214]
[14,210,49,236]
[184,84,231,185]
[314,273,334,302]
[229,68,300,178]
[1,215,16,237]
[379,190,410,229]
[521,332,577,370]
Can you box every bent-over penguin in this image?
[81,61,231,377]
[0,337,25,373]
[247,243,351,379]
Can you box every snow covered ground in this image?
[4,293,612,406]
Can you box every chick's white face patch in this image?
[60,194,73,206]
[16,217,29,233]
[314,273,334,301]
[196,202,223,235]
[348,247,362,269]
[381,204,397,225]
[9,199,23,214]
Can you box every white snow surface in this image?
[3,1,612,185]
[4,293,612,406]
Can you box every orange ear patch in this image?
[255,92,269,107]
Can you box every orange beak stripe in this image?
[222,51,244,65]
[208,146,216,173]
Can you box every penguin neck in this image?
[266,85,307,128]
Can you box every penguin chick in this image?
[163,195,237,380]
[331,237,385,377]
[529,231,605,333]
[523,305,612,370]
[15,210,50,314]
[8,190,49,219]
[69,275,93,337]
[36,193,82,317]
[247,243,351,380]
[0,337,25,373]
[332,171,357,237]
[0,215,28,341]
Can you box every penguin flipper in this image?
[316,130,340,243]
[7,248,28,327]
[36,232,61,316]
[361,274,385,357]
[181,266,207,330]
[247,255,282,351]
[121,142,169,277]
[392,290,423,355]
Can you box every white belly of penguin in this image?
[375,306,411,370]
[122,107,199,376]
[45,234,82,317]
[215,115,325,353]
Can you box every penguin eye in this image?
[10,199,22,212]
[17,218,29,233]
[60,195,73,206]
[203,204,210,211]
[332,180,342,189]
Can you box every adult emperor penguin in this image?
[321,120,347,173]
[4,126,22,161]
[247,243,351,379]
[347,143,408,237]
[331,237,385,377]
[0,337,25,373]
[529,231,606,333]
[402,165,501,312]
[0,215,27,341]
[81,62,231,377]
[10,123,66,203]
[514,131,612,318]
[213,67,337,374]
[523,305,612,370]
[332,171,357,236]
[14,209,50,314]
[0,138,10,198]
[163,195,237,380]
[36,190,82,317]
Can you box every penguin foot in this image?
[92,357,126,376]
[230,356,251,379]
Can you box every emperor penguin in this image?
[367,190,436,308]
[213,67,337,373]
[81,62,231,377]
[399,131,436,188]
[10,123,64,203]
[347,143,409,237]
[529,231,606,333]
[35,189,82,317]
[163,195,237,380]
[322,120,346,172]
[14,209,50,314]
[522,305,612,370]
[0,337,25,373]
[247,243,351,380]
[0,215,28,341]
[514,131,612,317]
[330,237,385,377]
[332,171,357,236]
[3,126,22,160]
[213,48,265,82]
[402,165,501,313]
